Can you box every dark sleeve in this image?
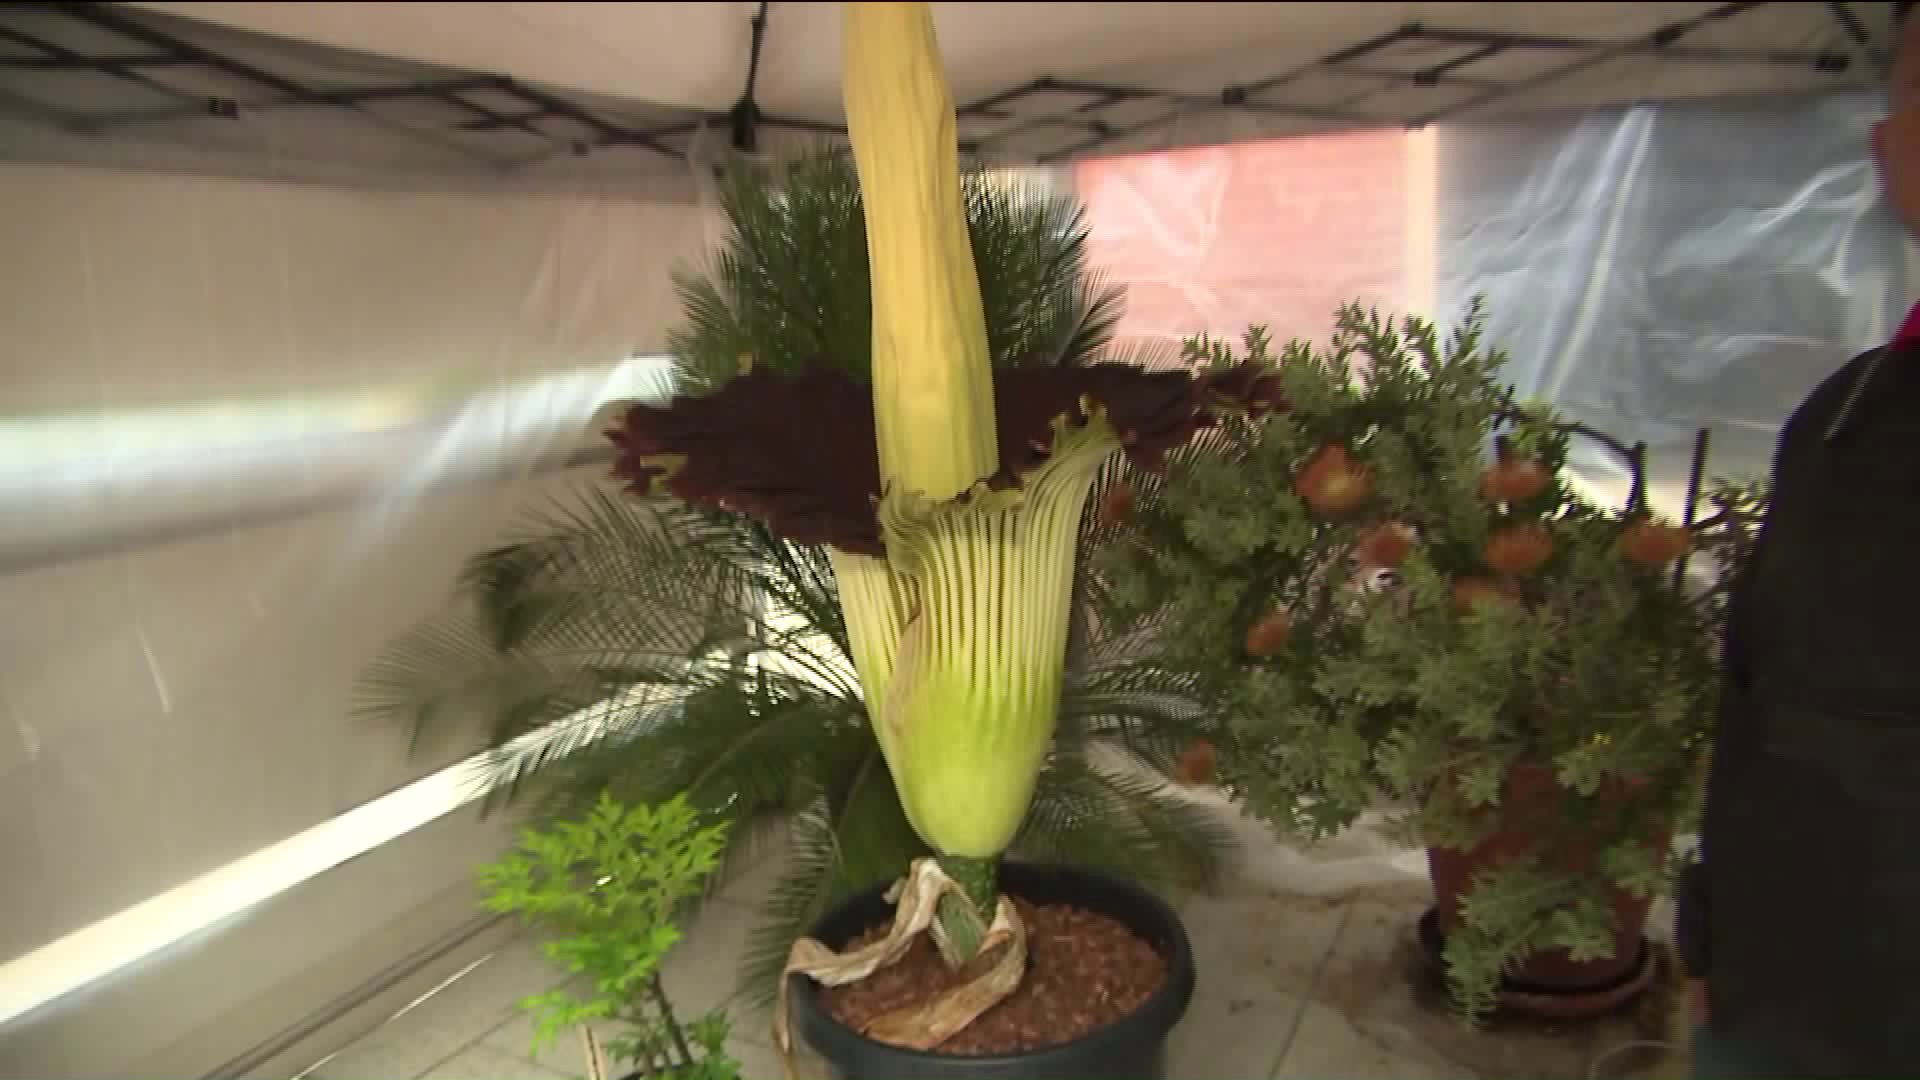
[1675,482,1774,980]
[1677,347,1886,976]
[1675,855,1710,978]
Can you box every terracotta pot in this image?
[1425,761,1666,991]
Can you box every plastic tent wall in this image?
[1071,88,1911,513]
[1434,89,1912,506]
[0,8,1912,1080]
[0,100,721,1080]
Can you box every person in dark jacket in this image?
[1678,4,1920,1076]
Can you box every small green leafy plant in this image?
[477,792,740,1080]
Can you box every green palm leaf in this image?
[733,740,926,1010]
[665,150,1123,398]
[357,485,1239,1006]
[1015,753,1239,893]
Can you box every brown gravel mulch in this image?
[817,896,1168,1057]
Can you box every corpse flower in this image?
[608,0,1281,1045]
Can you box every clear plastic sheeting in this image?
[0,133,712,1077]
[0,156,702,943]
[1075,125,1434,357]
[1072,89,1912,517]
[1433,90,1914,512]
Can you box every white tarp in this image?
[104,2,1896,167]
[132,3,1885,138]
[0,157,712,1076]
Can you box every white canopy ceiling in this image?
[0,2,1894,177]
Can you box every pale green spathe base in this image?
[874,413,1121,858]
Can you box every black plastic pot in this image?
[787,861,1196,1080]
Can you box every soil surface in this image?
[817,896,1167,1056]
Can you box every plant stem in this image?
[933,853,998,970]
[647,972,694,1068]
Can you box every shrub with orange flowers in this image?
[1093,299,1769,1023]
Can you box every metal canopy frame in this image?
[0,1,703,164]
[0,1,1879,171]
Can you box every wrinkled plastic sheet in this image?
[0,141,711,1075]
[1074,90,1912,516]
[1436,91,1911,511]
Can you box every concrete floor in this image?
[302,790,1689,1080]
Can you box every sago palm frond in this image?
[460,489,765,657]
[1015,753,1240,895]
[356,484,1240,1005]
[665,150,1124,398]
[733,739,926,1011]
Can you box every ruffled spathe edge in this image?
[607,360,1285,557]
